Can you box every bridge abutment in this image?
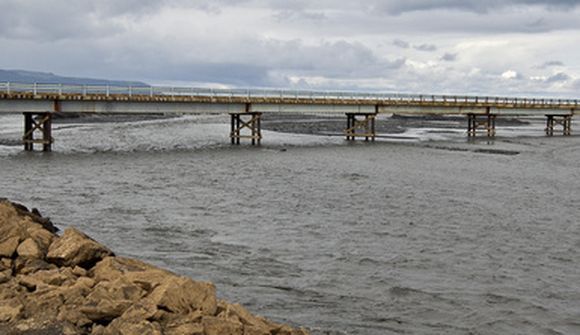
[23,112,53,152]
[467,113,496,138]
[545,115,572,136]
[230,112,262,145]
[345,113,377,141]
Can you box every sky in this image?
[1,0,580,97]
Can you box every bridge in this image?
[0,82,577,151]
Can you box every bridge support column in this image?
[23,112,53,152]
[467,114,496,138]
[545,115,572,136]
[345,113,376,141]
[230,112,262,145]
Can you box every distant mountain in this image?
[0,69,149,87]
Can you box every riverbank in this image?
[0,199,309,335]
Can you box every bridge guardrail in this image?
[0,82,578,107]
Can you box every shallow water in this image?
[0,115,579,334]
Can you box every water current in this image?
[0,114,579,334]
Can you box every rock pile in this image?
[0,200,309,335]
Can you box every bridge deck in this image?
[0,83,577,116]
[1,82,577,152]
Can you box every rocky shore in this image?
[0,199,309,335]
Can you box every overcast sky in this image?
[1,0,580,96]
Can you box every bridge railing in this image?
[0,82,578,107]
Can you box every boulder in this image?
[218,302,274,331]
[202,316,243,335]
[118,301,159,322]
[57,306,93,328]
[0,270,11,285]
[244,325,273,335]
[0,200,311,335]
[0,201,57,259]
[1,201,58,234]
[165,309,203,328]
[86,277,146,303]
[16,238,44,259]
[0,300,23,322]
[165,323,204,335]
[81,299,133,323]
[81,278,146,323]
[13,256,57,275]
[47,228,114,269]
[58,276,96,305]
[92,256,174,291]
[26,226,55,253]
[72,265,88,277]
[0,202,25,240]
[91,324,106,335]
[21,282,65,321]
[0,280,22,301]
[0,258,12,271]
[26,268,76,287]
[105,318,163,335]
[0,236,19,258]
[62,321,85,335]
[17,275,44,292]
[147,276,217,315]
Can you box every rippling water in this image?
[1,115,579,334]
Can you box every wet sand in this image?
[260,113,529,138]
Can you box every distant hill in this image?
[0,69,149,87]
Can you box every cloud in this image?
[393,39,410,49]
[545,72,571,83]
[371,0,580,15]
[0,0,578,97]
[501,70,522,80]
[536,60,565,69]
[393,39,437,52]
[441,53,458,62]
[414,44,437,52]
[273,9,326,22]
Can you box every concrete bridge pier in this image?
[229,111,262,145]
[545,115,572,136]
[23,112,53,152]
[345,112,377,141]
[467,113,496,138]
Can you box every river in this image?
[0,114,579,334]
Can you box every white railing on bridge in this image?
[0,82,578,107]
